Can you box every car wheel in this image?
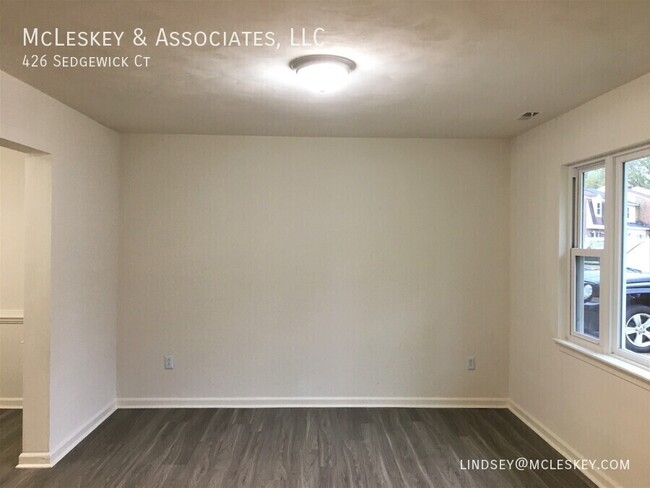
[624,305,650,354]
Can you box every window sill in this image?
[554,338,650,391]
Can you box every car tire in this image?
[624,305,650,354]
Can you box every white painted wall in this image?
[0,72,120,459]
[0,146,25,404]
[509,72,650,487]
[118,135,510,402]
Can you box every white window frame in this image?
[567,145,650,370]
[613,146,650,368]
[569,161,608,351]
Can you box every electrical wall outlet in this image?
[164,355,174,370]
[466,356,476,371]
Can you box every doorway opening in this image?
[0,139,52,470]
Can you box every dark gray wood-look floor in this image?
[0,408,596,488]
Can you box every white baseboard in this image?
[0,397,23,409]
[508,400,617,488]
[49,400,117,466]
[17,400,117,469]
[17,452,52,469]
[117,396,509,409]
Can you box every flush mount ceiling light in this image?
[289,54,356,94]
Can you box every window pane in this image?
[581,167,605,249]
[621,156,650,355]
[574,255,600,339]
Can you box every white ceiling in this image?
[1,1,649,138]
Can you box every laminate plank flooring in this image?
[0,408,596,488]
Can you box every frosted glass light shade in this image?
[290,55,356,94]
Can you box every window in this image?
[620,153,650,357]
[595,201,603,217]
[571,164,605,342]
[569,146,650,368]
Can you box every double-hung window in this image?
[569,145,650,369]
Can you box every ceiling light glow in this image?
[289,55,356,94]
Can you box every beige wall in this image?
[0,146,25,403]
[118,135,510,402]
[509,72,650,487]
[0,71,120,460]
